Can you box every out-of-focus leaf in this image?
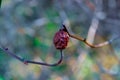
[79,56,93,78]
[45,8,59,19]
[0,76,4,80]
[33,37,42,47]
[92,72,100,80]
[51,64,67,73]
[44,22,58,37]
[101,73,115,80]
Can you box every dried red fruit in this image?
[53,29,69,49]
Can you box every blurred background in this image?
[0,0,120,80]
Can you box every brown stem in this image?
[62,24,120,48]
[69,34,107,48]
[1,46,63,66]
[24,50,63,66]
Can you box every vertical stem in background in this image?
[86,0,103,44]
[75,1,100,79]
[59,10,70,28]
[76,16,99,71]
[83,0,120,76]
[86,17,99,45]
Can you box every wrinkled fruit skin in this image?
[53,30,69,49]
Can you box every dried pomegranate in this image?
[53,29,69,49]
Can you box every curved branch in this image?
[69,33,120,48]
[62,24,120,48]
[24,50,63,66]
[0,46,63,66]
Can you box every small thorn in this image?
[61,24,68,33]
[22,58,28,65]
[24,61,28,65]
[83,38,86,42]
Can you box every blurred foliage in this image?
[0,0,120,80]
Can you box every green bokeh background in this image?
[0,0,120,80]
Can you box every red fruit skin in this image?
[53,30,69,49]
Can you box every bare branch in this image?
[63,24,120,48]
[0,45,63,66]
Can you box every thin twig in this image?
[0,45,63,66]
[62,24,120,48]
[24,50,63,66]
